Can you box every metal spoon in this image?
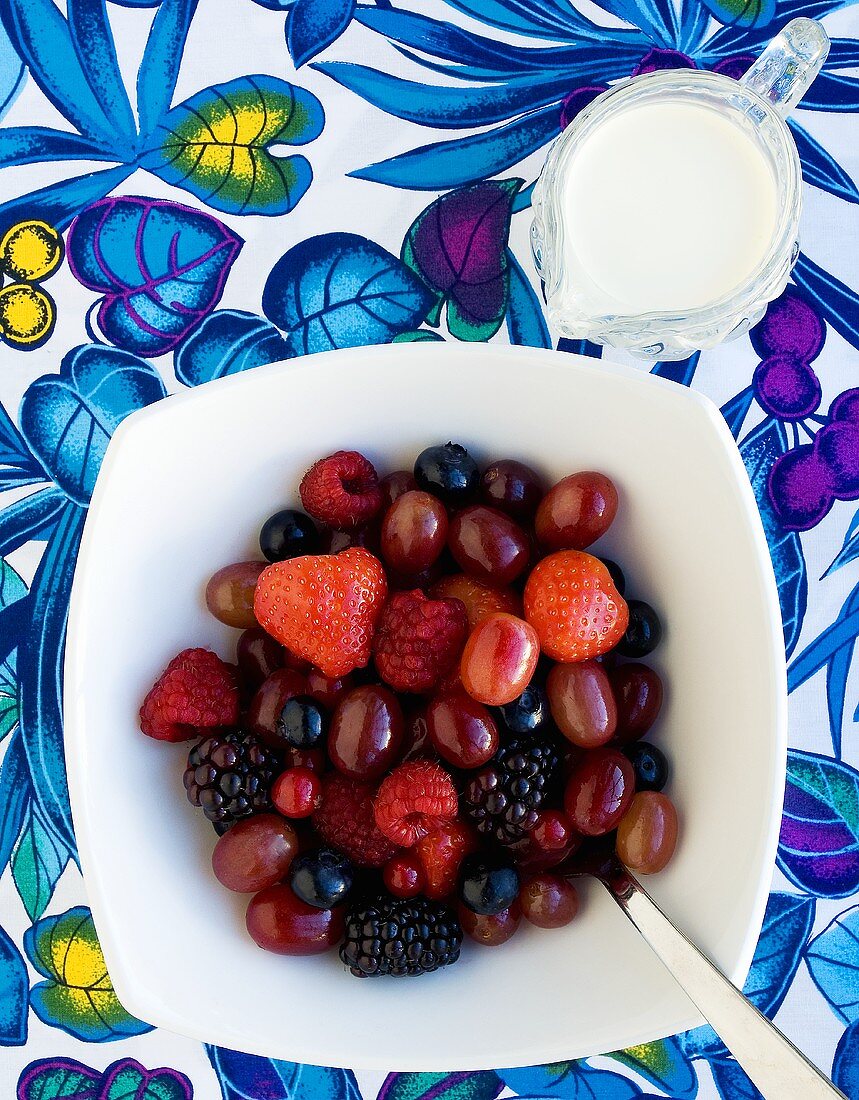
[564,843,845,1100]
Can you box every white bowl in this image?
[65,343,786,1071]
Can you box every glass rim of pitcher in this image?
[535,68,802,330]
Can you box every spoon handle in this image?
[604,872,845,1100]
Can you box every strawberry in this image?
[523,550,628,662]
[414,820,479,900]
[254,548,387,678]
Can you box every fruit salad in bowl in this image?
[64,343,785,1068]
[138,443,677,976]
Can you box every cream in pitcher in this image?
[531,18,830,359]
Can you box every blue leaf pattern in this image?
[805,905,859,1023]
[174,310,291,385]
[288,0,356,66]
[833,1020,859,1098]
[0,923,28,1046]
[497,1062,643,1098]
[206,1046,362,1100]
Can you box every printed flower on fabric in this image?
[403,179,522,341]
[0,220,64,350]
[23,906,152,1041]
[67,197,242,357]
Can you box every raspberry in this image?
[312,773,397,868]
[374,761,458,846]
[140,648,238,742]
[299,450,382,528]
[373,590,468,693]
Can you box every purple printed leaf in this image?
[67,196,242,357]
[402,178,522,340]
[17,1057,101,1099]
[778,750,859,898]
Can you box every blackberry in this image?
[184,730,278,834]
[340,896,462,977]
[463,735,561,844]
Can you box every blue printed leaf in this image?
[0,128,118,170]
[710,1060,763,1100]
[497,1063,642,1099]
[288,0,355,66]
[174,310,290,386]
[67,196,242,357]
[740,418,807,656]
[206,1046,361,1100]
[440,0,588,40]
[806,904,859,1024]
[0,18,24,124]
[801,71,859,111]
[18,506,85,856]
[822,582,859,757]
[825,38,859,69]
[0,922,27,1045]
[12,803,69,921]
[262,232,433,355]
[788,596,859,694]
[0,560,25,743]
[25,907,152,1041]
[350,105,561,190]
[721,387,755,440]
[681,892,815,1059]
[316,63,575,128]
[0,487,66,558]
[651,352,700,387]
[0,0,121,144]
[136,0,199,137]
[0,403,40,473]
[506,249,551,349]
[143,76,324,217]
[825,509,859,577]
[0,733,32,872]
[67,0,136,139]
[100,1058,194,1100]
[0,165,135,238]
[833,1020,859,1099]
[607,1036,698,1099]
[392,330,444,343]
[558,337,603,358]
[16,1057,193,1100]
[792,253,859,355]
[777,750,859,898]
[378,1072,503,1100]
[20,343,167,504]
[789,122,859,204]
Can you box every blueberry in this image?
[276,696,326,748]
[290,848,354,908]
[260,508,318,562]
[414,443,479,507]
[600,557,626,596]
[617,599,662,658]
[458,854,519,915]
[625,742,670,792]
[499,681,549,735]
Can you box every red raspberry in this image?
[139,648,238,742]
[300,450,382,528]
[374,761,458,846]
[312,773,397,868]
[373,590,468,693]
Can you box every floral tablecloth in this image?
[0,0,858,1096]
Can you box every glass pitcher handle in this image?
[739,18,830,117]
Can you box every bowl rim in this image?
[64,342,788,1068]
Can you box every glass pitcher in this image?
[530,18,830,360]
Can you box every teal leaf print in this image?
[16,1057,101,1099]
[607,1036,699,1098]
[0,558,26,743]
[805,904,859,1023]
[143,75,324,217]
[740,417,807,656]
[262,232,433,355]
[12,803,70,920]
[392,330,444,342]
[699,0,775,30]
[174,309,290,386]
[99,1058,193,1100]
[377,1072,503,1100]
[16,1057,193,1099]
[24,907,153,1042]
[0,921,28,1045]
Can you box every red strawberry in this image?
[374,761,458,846]
[373,589,468,693]
[414,820,479,900]
[312,773,397,868]
[254,548,387,678]
[300,450,382,528]
[524,550,628,662]
[139,648,238,742]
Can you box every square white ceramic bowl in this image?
[64,343,786,1071]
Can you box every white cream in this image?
[562,100,779,313]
